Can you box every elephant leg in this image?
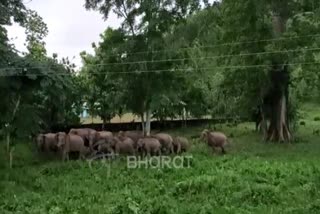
[221,146,226,154]
[110,149,116,160]
[142,149,147,159]
[44,143,50,153]
[176,144,181,154]
[211,147,216,155]
[79,151,85,160]
[62,151,68,161]
[171,145,174,154]
[131,148,136,156]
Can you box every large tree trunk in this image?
[102,116,106,131]
[6,95,21,168]
[140,112,145,136]
[266,92,291,142]
[264,10,291,142]
[6,132,11,153]
[145,109,151,136]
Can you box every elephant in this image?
[69,128,96,136]
[172,136,189,154]
[137,137,161,157]
[92,138,114,155]
[98,131,113,140]
[36,133,58,153]
[118,130,143,143]
[88,130,114,151]
[152,133,174,154]
[111,137,135,155]
[69,128,94,143]
[200,129,229,154]
[56,132,90,161]
[36,134,45,151]
[69,128,98,151]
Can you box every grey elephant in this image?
[56,132,91,161]
[36,133,58,153]
[88,130,115,151]
[36,134,45,151]
[152,133,174,154]
[200,129,229,154]
[69,128,98,151]
[118,130,143,143]
[173,136,190,154]
[137,137,161,157]
[92,138,114,154]
[111,137,135,156]
[98,131,113,139]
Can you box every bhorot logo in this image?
[127,155,193,169]
[86,153,193,176]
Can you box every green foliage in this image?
[80,28,127,125]
[0,104,319,213]
[0,0,82,138]
[2,137,320,213]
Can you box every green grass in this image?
[1,105,320,213]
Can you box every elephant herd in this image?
[36,128,230,161]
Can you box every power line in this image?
[92,33,320,58]
[1,46,320,71]
[80,47,320,67]
[1,61,319,77]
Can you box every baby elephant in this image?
[152,133,174,154]
[200,129,229,154]
[173,136,190,154]
[56,132,90,161]
[92,139,114,154]
[137,137,162,157]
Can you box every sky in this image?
[6,0,121,67]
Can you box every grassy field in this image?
[1,104,320,213]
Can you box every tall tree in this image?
[80,29,126,130]
[85,0,206,135]
[219,0,320,142]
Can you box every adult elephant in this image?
[68,128,96,149]
[98,131,113,140]
[56,132,91,161]
[36,133,58,153]
[118,130,143,149]
[118,130,143,141]
[137,137,161,157]
[152,133,174,154]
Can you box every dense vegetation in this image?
[1,104,320,213]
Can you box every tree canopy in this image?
[1,0,320,143]
[82,0,320,140]
[0,0,83,143]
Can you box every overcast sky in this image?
[6,0,121,67]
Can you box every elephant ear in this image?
[55,133,59,143]
[40,135,46,150]
[200,130,208,139]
